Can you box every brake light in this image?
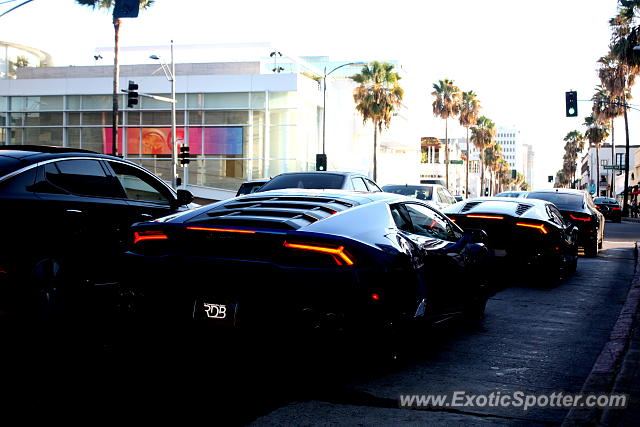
[467,214,504,220]
[133,230,169,244]
[516,223,548,234]
[570,214,591,222]
[371,293,381,301]
[283,241,354,266]
[186,227,256,234]
[612,207,621,211]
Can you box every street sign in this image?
[603,165,624,170]
[448,160,464,164]
[113,0,140,18]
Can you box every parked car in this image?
[443,197,578,279]
[494,191,528,198]
[255,171,382,193]
[382,184,457,210]
[593,197,622,223]
[0,145,194,319]
[524,189,604,257]
[236,178,269,196]
[124,189,490,341]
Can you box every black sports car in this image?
[443,197,579,279]
[124,189,490,339]
[524,189,605,257]
[593,197,622,223]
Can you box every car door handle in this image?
[139,213,153,219]
[65,209,84,214]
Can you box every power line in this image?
[0,0,35,19]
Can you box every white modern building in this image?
[580,144,640,196]
[419,137,466,196]
[0,41,52,80]
[0,44,419,200]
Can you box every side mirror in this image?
[176,189,194,206]
[464,228,488,245]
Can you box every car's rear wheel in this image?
[585,238,599,257]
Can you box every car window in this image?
[527,192,584,210]
[0,167,37,194]
[42,159,124,198]
[383,185,433,200]
[107,161,173,205]
[390,204,413,233]
[364,178,382,192]
[259,173,345,191]
[351,177,368,191]
[403,203,461,241]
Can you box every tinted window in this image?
[352,177,368,191]
[404,203,460,241]
[527,192,584,210]
[0,167,37,194]
[259,173,345,191]
[383,185,433,200]
[108,161,172,205]
[43,160,124,198]
[594,197,618,205]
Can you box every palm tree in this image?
[352,61,404,181]
[76,1,155,155]
[484,143,503,196]
[470,116,496,196]
[584,116,610,197]
[459,91,481,197]
[592,84,626,196]
[562,130,585,189]
[432,79,461,190]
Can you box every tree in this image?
[459,90,481,197]
[562,130,585,189]
[470,116,496,196]
[352,61,404,182]
[592,83,626,196]
[432,79,461,190]
[76,1,154,156]
[484,143,503,196]
[584,116,610,196]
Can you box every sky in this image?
[0,0,632,188]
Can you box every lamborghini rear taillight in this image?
[283,241,354,266]
[516,222,548,234]
[133,230,169,244]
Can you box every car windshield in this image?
[259,173,345,191]
[383,185,434,200]
[594,197,618,204]
[527,192,584,210]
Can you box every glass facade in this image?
[1,91,320,191]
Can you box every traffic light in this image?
[548,175,553,183]
[484,187,489,196]
[565,91,578,117]
[179,145,190,166]
[511,169,517,179]
[316,153,327,171]
[127,80,139,108]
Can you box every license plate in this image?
[194,300,237,325]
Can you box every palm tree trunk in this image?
[611,119,615,198]
[373,121,378,182]
[480,151,485,196]
[465,127,469,197]
[623,106,631,215]
[112,17,120,156]
[444,119,449,189]
[596,145,600,197]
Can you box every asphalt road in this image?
[6,220,639,425]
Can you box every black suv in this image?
[0,145,193,319]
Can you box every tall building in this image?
[521,143,535,187]
[495,126,522,173]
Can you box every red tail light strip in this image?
[186,227,256,234]
[516,223,548,234]
[283,241,354,266]
[133,230,169,244]
[467,214,504,220]
[612,207,621,211]
[570,214,591,222]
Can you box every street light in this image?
[322,62,366,156]
[150,40,178,189]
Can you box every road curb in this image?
[562,242,640,426]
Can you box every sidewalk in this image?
[623,217,640,223]
[563,242,640,426]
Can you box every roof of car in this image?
[0,145,119,167]
[235,188,402,204]
[527,188,585,195]
[272,171,367,177]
